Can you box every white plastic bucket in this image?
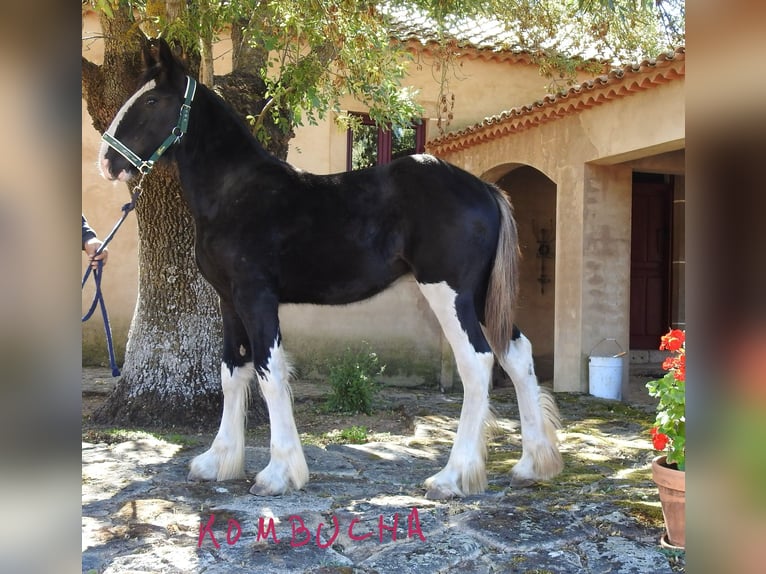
[588,338,624,400]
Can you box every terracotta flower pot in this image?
[651,455,686,548]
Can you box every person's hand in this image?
[83,237,108,269]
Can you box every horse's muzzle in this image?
[100,158,133,183]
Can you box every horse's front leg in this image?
[188,302,252,481]
[249,334,309,495]
[234,292,308,496]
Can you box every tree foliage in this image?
[85,0,684,137]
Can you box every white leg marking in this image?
[418,282,493,498]
[251,339,309,496]
[188,362,252,481]
[497,332,563,485]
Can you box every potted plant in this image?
[646,328,686,549]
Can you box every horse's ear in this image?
[156,38,177,71]
[141,39,157,69]
[141,38,179,72]
[140,37,187,90]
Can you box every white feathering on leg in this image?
[417,282,493,499]
[188,362,253,481]
[497,332,563,484]
[251,340,308,495]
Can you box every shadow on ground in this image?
[82,368,685,573]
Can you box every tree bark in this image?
[84,6,282,428]
[199,35,214,87]
[226,17,294,160]
[93,164,225,427]
[83,7,225,428]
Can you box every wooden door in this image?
[630,179,672,348]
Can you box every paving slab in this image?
[82,369,683,573]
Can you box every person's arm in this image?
[82,215,97,248]
[82,215,108,268]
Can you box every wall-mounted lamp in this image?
[533,219,555,294]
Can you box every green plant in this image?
[337,425,369,444]
[325,344,383,414]
[646,329,686,470]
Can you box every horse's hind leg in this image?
[495,327,563,486]
[418,282,494,499]
[189,302,252,481]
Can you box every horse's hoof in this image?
[425,486,459,500]
[249,482,285,497]
[187,465,215,482]
[509,474,537,488]
[188,451,220,481]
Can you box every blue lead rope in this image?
[82,259,120,377]
[81,183,144,377]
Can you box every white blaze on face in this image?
[97,79,157,180]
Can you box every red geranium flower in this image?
[676,354,685,382]
[647,329,685,470]
[650,427,670,451]
[662,356,677,372]
[660,329,685,352]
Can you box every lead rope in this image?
[82,175,146,376]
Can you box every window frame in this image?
[345,113,426,171]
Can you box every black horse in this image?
[99,39,562,499]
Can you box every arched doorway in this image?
[486,164,557,382]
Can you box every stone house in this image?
[82,10,685,395]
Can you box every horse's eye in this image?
[145,96,157,106]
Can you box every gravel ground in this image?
[82,367,684,573]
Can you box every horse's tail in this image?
[484,185,520,356]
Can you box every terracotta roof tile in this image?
[427,46,685,155]
[384,7,630,62]
[386,8,526,52]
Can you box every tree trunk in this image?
[94,164,225,427]
[199,34,214,87]
[85,6,280,428]
[226,17,294,159]
[84,7,226,428]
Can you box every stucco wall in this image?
[280,277,443,384]
[81,12,684,395]
[432,77,685,392]
[290,51,594,175]
[82,11,602,383]
[581,164,633,393]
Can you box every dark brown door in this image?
[630,177,672,348]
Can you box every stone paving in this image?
[82,368,684,573]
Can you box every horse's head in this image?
[99,39,193,182]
